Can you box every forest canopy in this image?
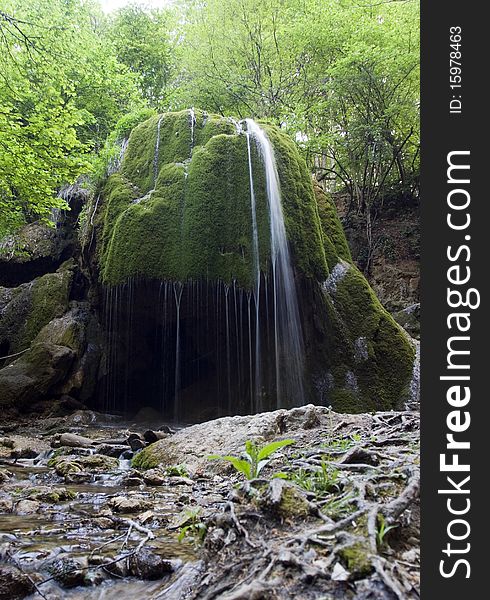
[0,0,419,240]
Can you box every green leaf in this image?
[208,454,252,479]
[257,439,295,462]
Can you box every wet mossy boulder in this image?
[96,111,415,412]
[0,300,102,410]
[96,110,327,287]
[0,261,74,358]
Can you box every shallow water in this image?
[0,423,201,599]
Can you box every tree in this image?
[108,5,176,110]
[172,0,420,273]
[0,0,141,236]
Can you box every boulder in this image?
[0,301,102,410]
[0,343,74,409]
[0,222,75,287]
[56,433,94,448]
[96,443,130,457]
[0,564,35,599]
[0,264,73,358]
[393,303,420,339]
[93,111,415,415]
[109,495,151,513]
[131,404,370,474]
[128,549,175,580]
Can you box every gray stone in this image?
[0,564,35,599]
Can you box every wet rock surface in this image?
[0,406,420,599]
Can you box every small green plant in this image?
[322,433,362,452]
[322,492,355,518]
[176,507,207,544]
[376,514,399,547]
[288,458,340,496]
[208,439,295,480]
[165,464,189,477]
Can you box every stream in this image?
[0,412,215,599]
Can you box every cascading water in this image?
[153,115,164,185]
[245,119,305,407]
[101,113,306,420]
[246,130,262,411]
[189,108,196,150]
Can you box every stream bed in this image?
[0,411,216,599]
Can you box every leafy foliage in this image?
[175,507,207,544]
[208,439,295,480]
[0,0,419,249]
[281,458,341,496]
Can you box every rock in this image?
[0,564,35,599]
[0,219,77,287]
[124,475,144,487]
[53,445,94,457]
[0,266,73,359]
[143,430,168,444]
[338,540,373,577]
[24,486,75,503]
[258,479,311,518]
[56,433,93,448]
[128,434,146,451]
[51,453,118,476]
[109,495,151,513]
[52,458,83,477]
[0,469,11,484]
[10,447,39,459]
[45,395,88,417]
[96,116,415,415]
[132,405,333,473]
[0,437,14,449]
[79,454,118,471]
[0,498,12,512]
[96,443,130,458]
[393,303,420,339]
[47,557,86,588]
[128,549,175,580]
[15,499,41,515]
[1,435,50,460]
[0,342,75,410]
[64,472,92,485]
[33,304,103,402]
[142,469,166,486]
[331,562,350,581]
[64,410,99,426]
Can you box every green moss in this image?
[24,487,76,503]
[331,265,415,410]
[314,184,353,269]
[132,446,161,470]
[276,485,310,518]
[96,110,415,413]
[98,112,328,287]
[328,388,369,414]
[23,268,73,348]
[338,541,373,577]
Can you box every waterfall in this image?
[189,108,196,150]
[101,114,306,419]
[153,115,164,185]
[173,281,183,420]
[245,119,305,407]
[246,131,262,410]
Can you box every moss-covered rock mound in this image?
[97,110,326,287]
[94,111,415,413]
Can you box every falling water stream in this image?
[245,119,305,407]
